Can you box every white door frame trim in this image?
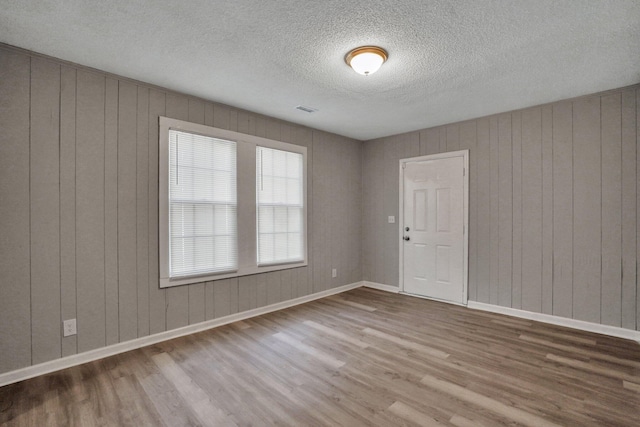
[398,150,469,305]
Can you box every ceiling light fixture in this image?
[345,46,388,76]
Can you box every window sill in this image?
[160,260,308,288]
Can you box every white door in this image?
[401,152,467,304]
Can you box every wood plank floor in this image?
[1,287,639,426]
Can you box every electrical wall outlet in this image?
[388,216,395,223]
[332,268,337,278]
[63,318,77,337]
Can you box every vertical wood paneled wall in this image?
[0,46,362,375]
[363,85,639,332]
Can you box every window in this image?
[159,117,307,288]
[168,131,237,277]
[256,147,304,265]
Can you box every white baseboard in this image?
[467,301,640,343]
[0,281,363,388]
[362,281,400,293]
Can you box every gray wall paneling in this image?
[459,121,477,302]
[266,271,281,305]
[280,269,293,302]
[59,66,78,357]
[311,133,326,293]
[148,89,166,335]
[238,275,258,312]
[361,85,639,332]
[601,93,622,327]
[0,50,31,372]
[637,88,640,330]
[137,87,150,336]
[204,280,215,321]
[30,57,61,364]
[76,70,106,353]
[621,90,636,330]
[511,112,523,309]
[541,106,554,315]
[446,125,459,151]
[498,114,513,307]
[552,102,573,319]
[0,45,364,375]
[214,278,239,319]
[521,108,543,313]
[104,78,119,345]
[572,97,602,324]
[489,117,499,305]
[362,139,382,283]
[254,273,267,308]
[476,118,491,303]
[117,81,138,343]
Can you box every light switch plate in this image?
[388,216,395,223]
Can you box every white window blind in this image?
[169,130,237,277]
[256,146,304,265]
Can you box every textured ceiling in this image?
[1,0,639,140]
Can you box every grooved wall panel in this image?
[238,275,257,312]
[621,89,636,330]
[446,125,459,151]
[572,97,601,324]
[75,70,106,353]
[280,269,293,302]
[601,93,622,327]
[255,274,267,308]
[637,89,640,330]
[0,45,362,376]
[497,114,512,307]
[104,78,119,346]
[552,102,573,319]
[148,89,166,335]
[476,118,491,303]
[541,106,553,315]
[362,139,383,283]
[489,117,499,305]
[117,81,138,342]
[511,111,523,309]
[0,50,31,373]
[137,87,150,337]
[311,134,327,293]
[59,66,77,357]
[29,57,61,364]
[521,108,543,313]
[459,121,477,301]
[361,85,639,332]
[420,128,440,155]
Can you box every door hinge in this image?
[463,167,466,176]
[402,163,406,169]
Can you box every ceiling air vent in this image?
[295,105,318,113]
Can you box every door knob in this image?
[403,236,410,241]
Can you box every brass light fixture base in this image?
[345,46,388,65]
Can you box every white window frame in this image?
[159,117,308,288]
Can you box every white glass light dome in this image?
[345,46,388,76]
